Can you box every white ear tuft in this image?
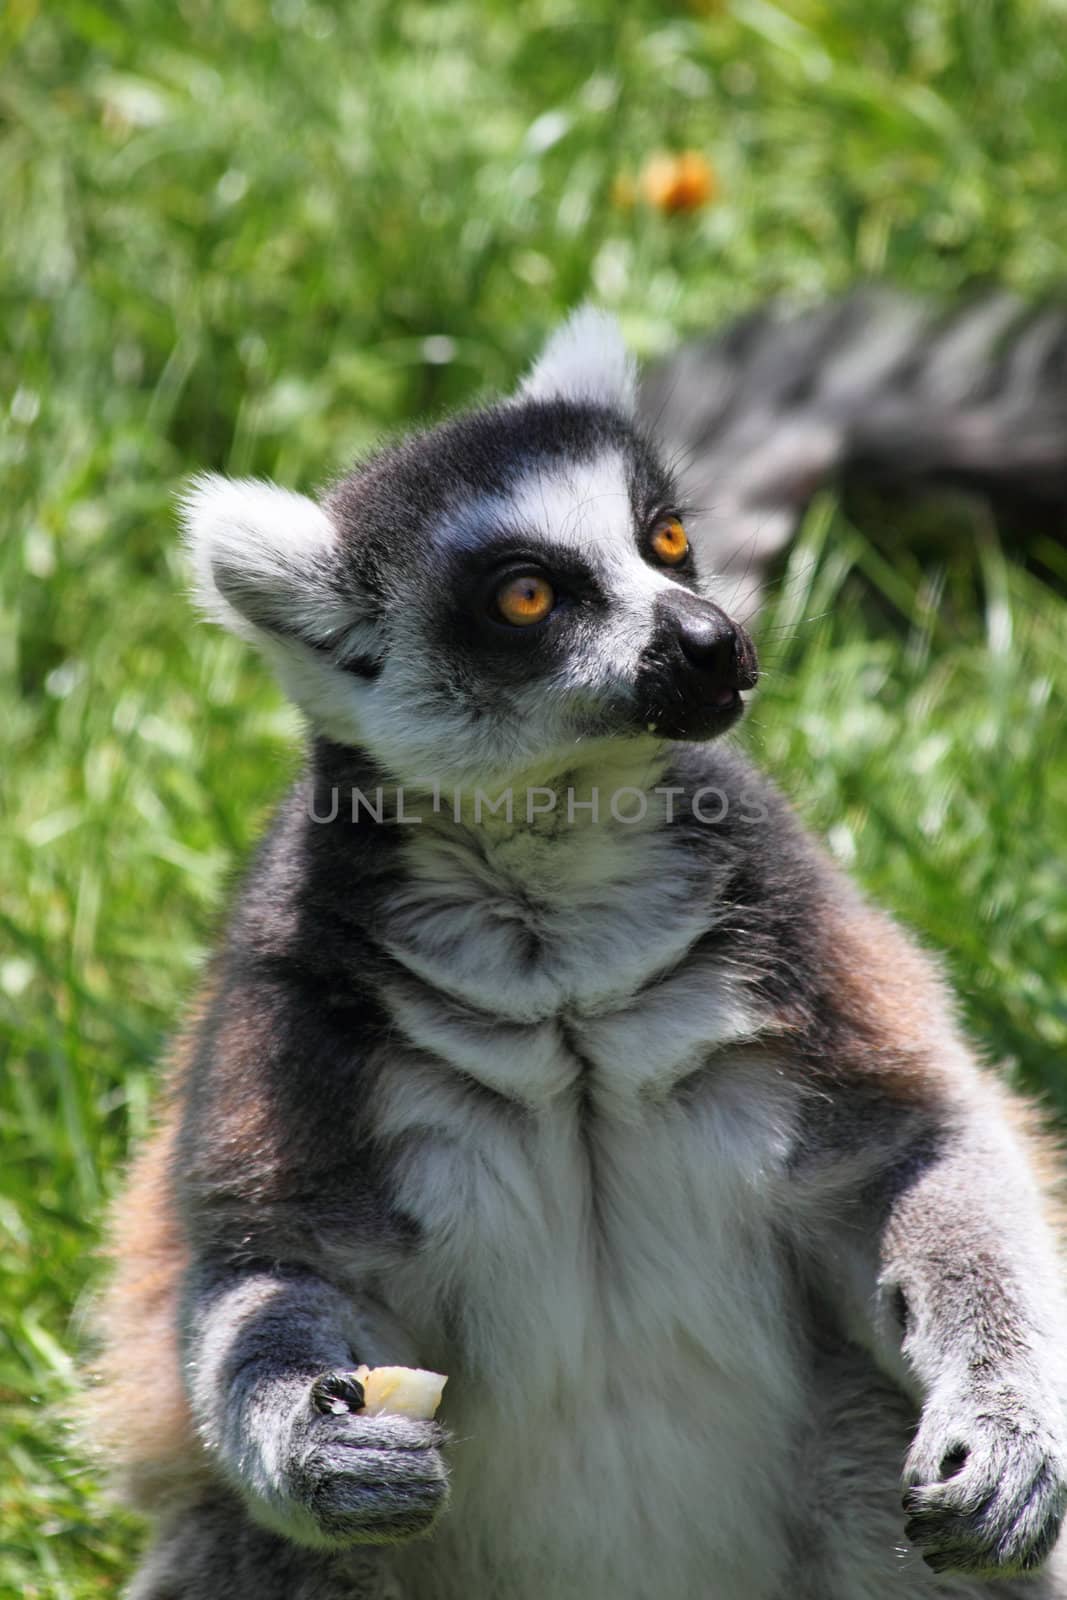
[179,474,349,645]
[519,307,637,414]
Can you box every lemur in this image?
[88,300,1067,1600]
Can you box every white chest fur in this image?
[372,817,807,1599]
[379,799,744,1019]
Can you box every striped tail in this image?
[639,290,1067,606]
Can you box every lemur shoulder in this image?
[89,308,1067,1600]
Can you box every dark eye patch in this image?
[336,653,385,680]
[450,532,605,616]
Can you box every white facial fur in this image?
[355,449,688,787]
[181,311,685,788]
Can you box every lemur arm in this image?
[769,877,1067,1575]
[808,1069,1067,1573]
[864,1096,1064,1406]
[168,961,450,1551]
[182,1262,448,1549]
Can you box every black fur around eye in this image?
[465,553,590,640]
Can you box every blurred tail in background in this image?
[640,290,1067,615]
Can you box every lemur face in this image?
[184,311,757,787]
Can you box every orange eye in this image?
[650,518,689,566]
[494,573,556,627]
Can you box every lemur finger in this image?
[303,1444,448,1491]
[905,1455,1065,1573]
[988,1460,1067,1568]
[312,1371,366,1414]
[308,1411,446,1453]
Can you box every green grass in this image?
[2,1,1066,1593]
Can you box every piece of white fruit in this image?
[354,1364,447,1419]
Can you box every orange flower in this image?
[639,150,719,214]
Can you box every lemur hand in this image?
[902,1380,1067,1574]
[280,1371,449,1546]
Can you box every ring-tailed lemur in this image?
[87,303,1067,1600]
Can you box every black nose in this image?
[669,599,758,693]
[677,613,741,682]
[638,593,758,739]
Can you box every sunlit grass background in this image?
[2,1,1066,1593]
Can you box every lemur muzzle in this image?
[639,589,758,736]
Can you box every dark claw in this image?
[311,1371,366,1416]
[923,1547,972,1574]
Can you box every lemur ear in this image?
[519,307,637,415]
[180,475,355,647]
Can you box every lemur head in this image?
[183,310,757,788]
